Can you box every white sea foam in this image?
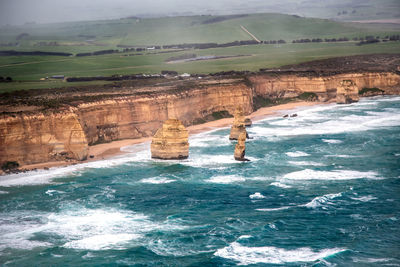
[64,233,142,250]
[214,242,346,265]
[322,139,343,144]
[0,151,150,187]
[249,192,265,199]
[288,161,325,166]
[140,177,176,184]
[282,169,379,180]
[256,206,292,212]
[248,104,400,139]
[0,190,8,194]
[0,208,186,252]
[325,154,357,158]
[270,182,292,189]
[352,257,395,263]
[206,175,246,184]
[350,195,377,202]
[238,235,252,240]
[304,193,342,209]
[189,134,230,147]
[45,190,65,196]
[286,151,310,157]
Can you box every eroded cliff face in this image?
[77,81,253,145]
[249,72,400,101]
[0,109,88,165]
[0,71,399,167]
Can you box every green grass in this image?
[1,13,399,53]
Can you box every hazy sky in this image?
[0,0,234,25]
[0,0,398,25]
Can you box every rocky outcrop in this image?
[229,107,246,140]
[0,109,88,165]
[336,80,359,104]
[234,130,248,161]
[151,119,189,160]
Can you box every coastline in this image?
[10,101,325,173]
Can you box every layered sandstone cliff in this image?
[151,119,189,159]
[0,69,399,167]
[249,72,400,101]
[76,80,253,145]
[0,109,88,165]
[336,80,359,104]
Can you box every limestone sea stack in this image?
[244,118,252,127]
[229,107,246,140]
[234,130,249,161]
[336,80,360,104]
[151,119,189,159]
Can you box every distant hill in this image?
[0,13,399,51]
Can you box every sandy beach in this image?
[18,101,324,172]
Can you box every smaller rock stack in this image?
[229,107,246,140]
[244,118,252,127]
[336,80,359,104]
[151,119,189,159]
[234,130,249,161]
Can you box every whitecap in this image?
[256,206,291,212]
[64,233,142,250]
[286,151,310,157]
[45,190,65,196]
[140,177,176,184]
[350,195,377,202]
[270,182,292,189]
[214,242,346,265]
[189,134,230,148]
[304,193,342,209]
[288,161,326,166]
[206,175,246,184]
[352,257,395,263]
[0,208,187,252]
[249,192,265,199]
[0,190,8,194]
[322,139,343,144]
[238,235,252,240]
[282,169,379,180]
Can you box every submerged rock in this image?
[229,107,246,140]
[151,119,189,160]
[336,80,359,104]
[234,130,249,161]
[244,118,252,127]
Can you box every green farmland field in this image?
[0,13,399,92]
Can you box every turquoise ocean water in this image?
[1,96,399,266]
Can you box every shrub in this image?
[359,87,384,95]
[298,92,318,101]
[1,161,19,172]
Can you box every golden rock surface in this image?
[229,107,246,140]
[151,119,189,159]
[234,130,248,161]
[336,80,360,104]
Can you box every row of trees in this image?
[0,76,12,82]
[76,49,118,57]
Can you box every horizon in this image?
[1,0,399,26]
